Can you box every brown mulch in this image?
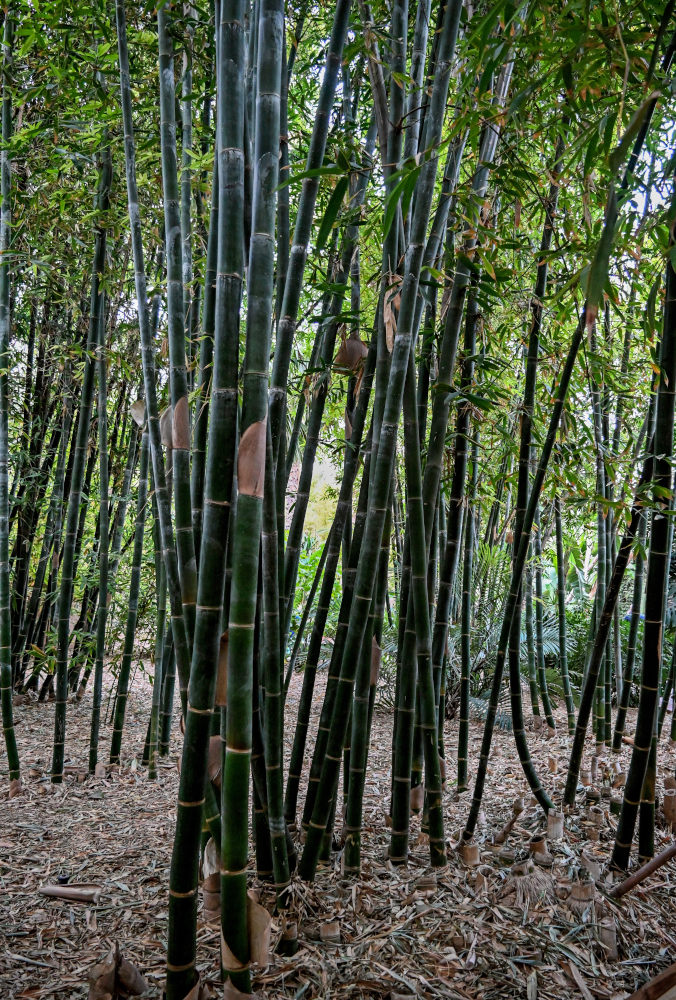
[0,668,675,1000]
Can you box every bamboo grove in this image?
[0,0,675,996]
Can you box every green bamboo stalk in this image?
[51,149,111,784]
[109,432,149,764]
[159,626,176,755]
[300,0,463,881]
[458,428,477,793]
[524,564,540,716]
[164,0,246,989]
[115,0,192,715]
[147,459,166,779]
[220,0,282,988]
[343,495,392,873]
[88,280,111,776]
[612,281,676,868]
[658,635,675,736]
[534,506,555,729]
[284,528,330,696]
[262,425,290,900]
[0,15,19,789]
[181,4,195,345]
[284,343,375,827]
[268,0,351,468]
[157,3,198,649]
[143,493,167,780]
[554,497,575,731]
[299,436,373,833]
[563,448,654,805]
[190,159,218,561]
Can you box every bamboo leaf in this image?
[316,176,348,251]
[608,91,661,173]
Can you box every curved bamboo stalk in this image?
[612,274,676,868]
[563,448,654,805]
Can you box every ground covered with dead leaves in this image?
[1,670,675,1000]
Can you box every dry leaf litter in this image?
[1,668,675,999]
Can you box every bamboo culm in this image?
[109,432,149,765]
[0,15,19,787]
[51,149,111,783]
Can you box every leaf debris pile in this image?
[1,671,674,999]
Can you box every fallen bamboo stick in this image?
[39,883,102,904]
[610,841,676,899]
[624,961,676,1000]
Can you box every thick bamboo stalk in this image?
[220,0,282,989]
[164,0,246,990]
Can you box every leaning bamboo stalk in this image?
[563,445,655,805]
[464,62,667,837]
[299,433,373,834]
[463,314,587,840]
[300,0,463,881]
[268,0,351,468]
[508,129,565,802]
[281,131,375,643]
[612,256,676,870]
[284,343,376,827]
[610,840,676,898]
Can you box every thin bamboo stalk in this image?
[51,149,111,784]
[0,15,19,788]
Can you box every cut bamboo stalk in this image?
[39,884,102,904]
[610,841,676,898]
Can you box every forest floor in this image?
[1,669,675,1000]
